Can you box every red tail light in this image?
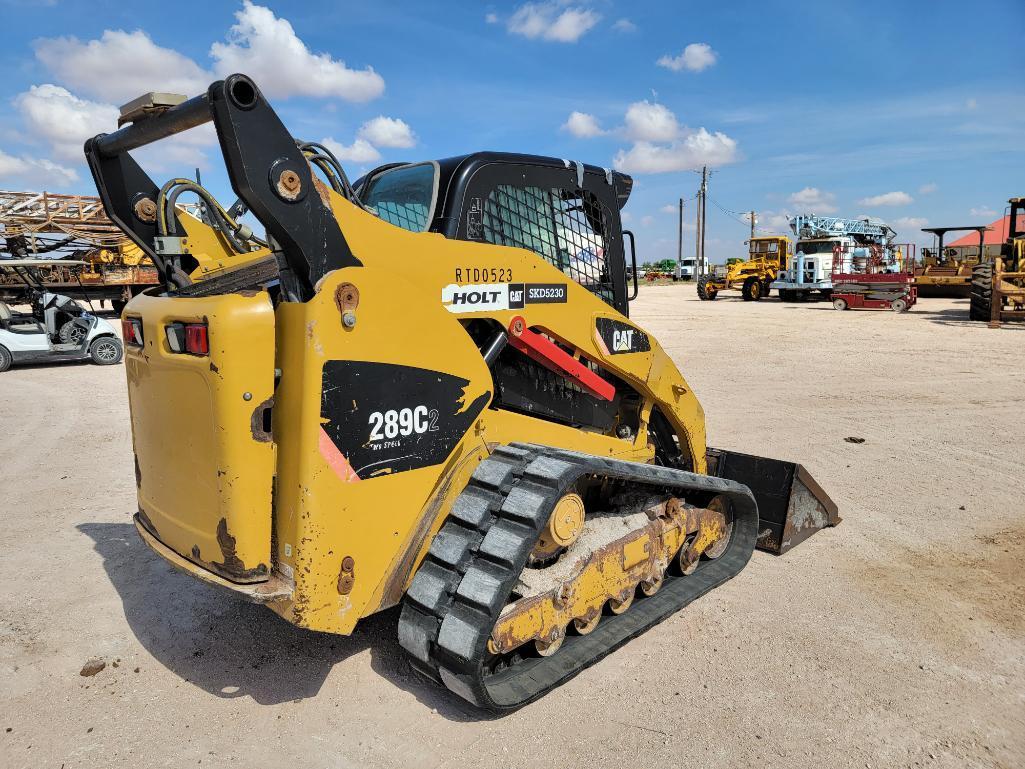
[184,324,209,356]
[165,322,209,355]
[122,318,144,347]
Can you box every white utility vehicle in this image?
[0,259,123,373]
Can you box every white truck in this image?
[772,215,895,301]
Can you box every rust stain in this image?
[333,282,360,316]
[250,396,274,443]
[216,517,246,575]
[337,555,355,595]
[136,507,158,538]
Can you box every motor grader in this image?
[86,75,837,711]
[696,235,790,301]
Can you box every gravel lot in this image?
[2,287,1022,769]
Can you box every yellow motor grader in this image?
[696,235,791,301]
[86,75,837,711]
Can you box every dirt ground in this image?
[2,287,1023,769]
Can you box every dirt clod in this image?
[79,659,105,677]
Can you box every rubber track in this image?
[398,443,759,712]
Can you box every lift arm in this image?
[84,74,360,300]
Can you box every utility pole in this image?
[675,197,684,280]
[697,188,705,274]
[698,166,708,274]
[750,209,756,240]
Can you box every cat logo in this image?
[612,329,635,352]
[595,316,651,355]
[508,285,524,308]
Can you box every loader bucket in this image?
[707,448,839,554]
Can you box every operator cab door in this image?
[453,162,630,316]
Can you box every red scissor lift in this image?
[831,243,917,313]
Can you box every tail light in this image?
[185,324,209,355]
[165,322,209,356]
[122,318,144,347]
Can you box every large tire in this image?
[89,336,123,366]
[779,289,793,302]
[741,276,762,301]
[762,278,773,298]
[0,344,11,373]
[696,275,718,301]
[970,263,993,321]
[833,297,848,311]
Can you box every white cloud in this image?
[357,116,416,148]
[13,84,118,161]
[485,12,499,23]
[613,129,737,174]
[34,30,211,104]
[858,190,913,207]
[966,98,977,110]
[0,148,78,187]
[561,111,604,138]
[892,216,929,230]
[623,100,680,142]
[507,3,601,43]
[613,100,736,174]
[33,4,385,105]
[918,182,937,194]
[321,137,381,164]
[788,187,837,214]
[612,18,636,32]
[641,215,654,227]
[657,43,717,73]
[14,83,214,171]
[970,206,997,219]
[660,204,676,214]
[758,210,792,233]
[210,1,384,101]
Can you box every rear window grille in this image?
[483,185,615,306]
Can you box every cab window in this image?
[361,162,438,233]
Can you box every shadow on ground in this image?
[78,521,486,721]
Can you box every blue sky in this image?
[1,0,1022,263]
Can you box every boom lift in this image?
[696,235,790,301]
[86,75,838,711]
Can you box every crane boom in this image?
[789,214,895,244]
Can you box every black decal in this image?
[321,361,490,478]
[508,283,525,309]
[596,317,651,355]
[525,283,568,304]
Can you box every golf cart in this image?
[0,259,123,373]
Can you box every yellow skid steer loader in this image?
[86,75,838,711]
